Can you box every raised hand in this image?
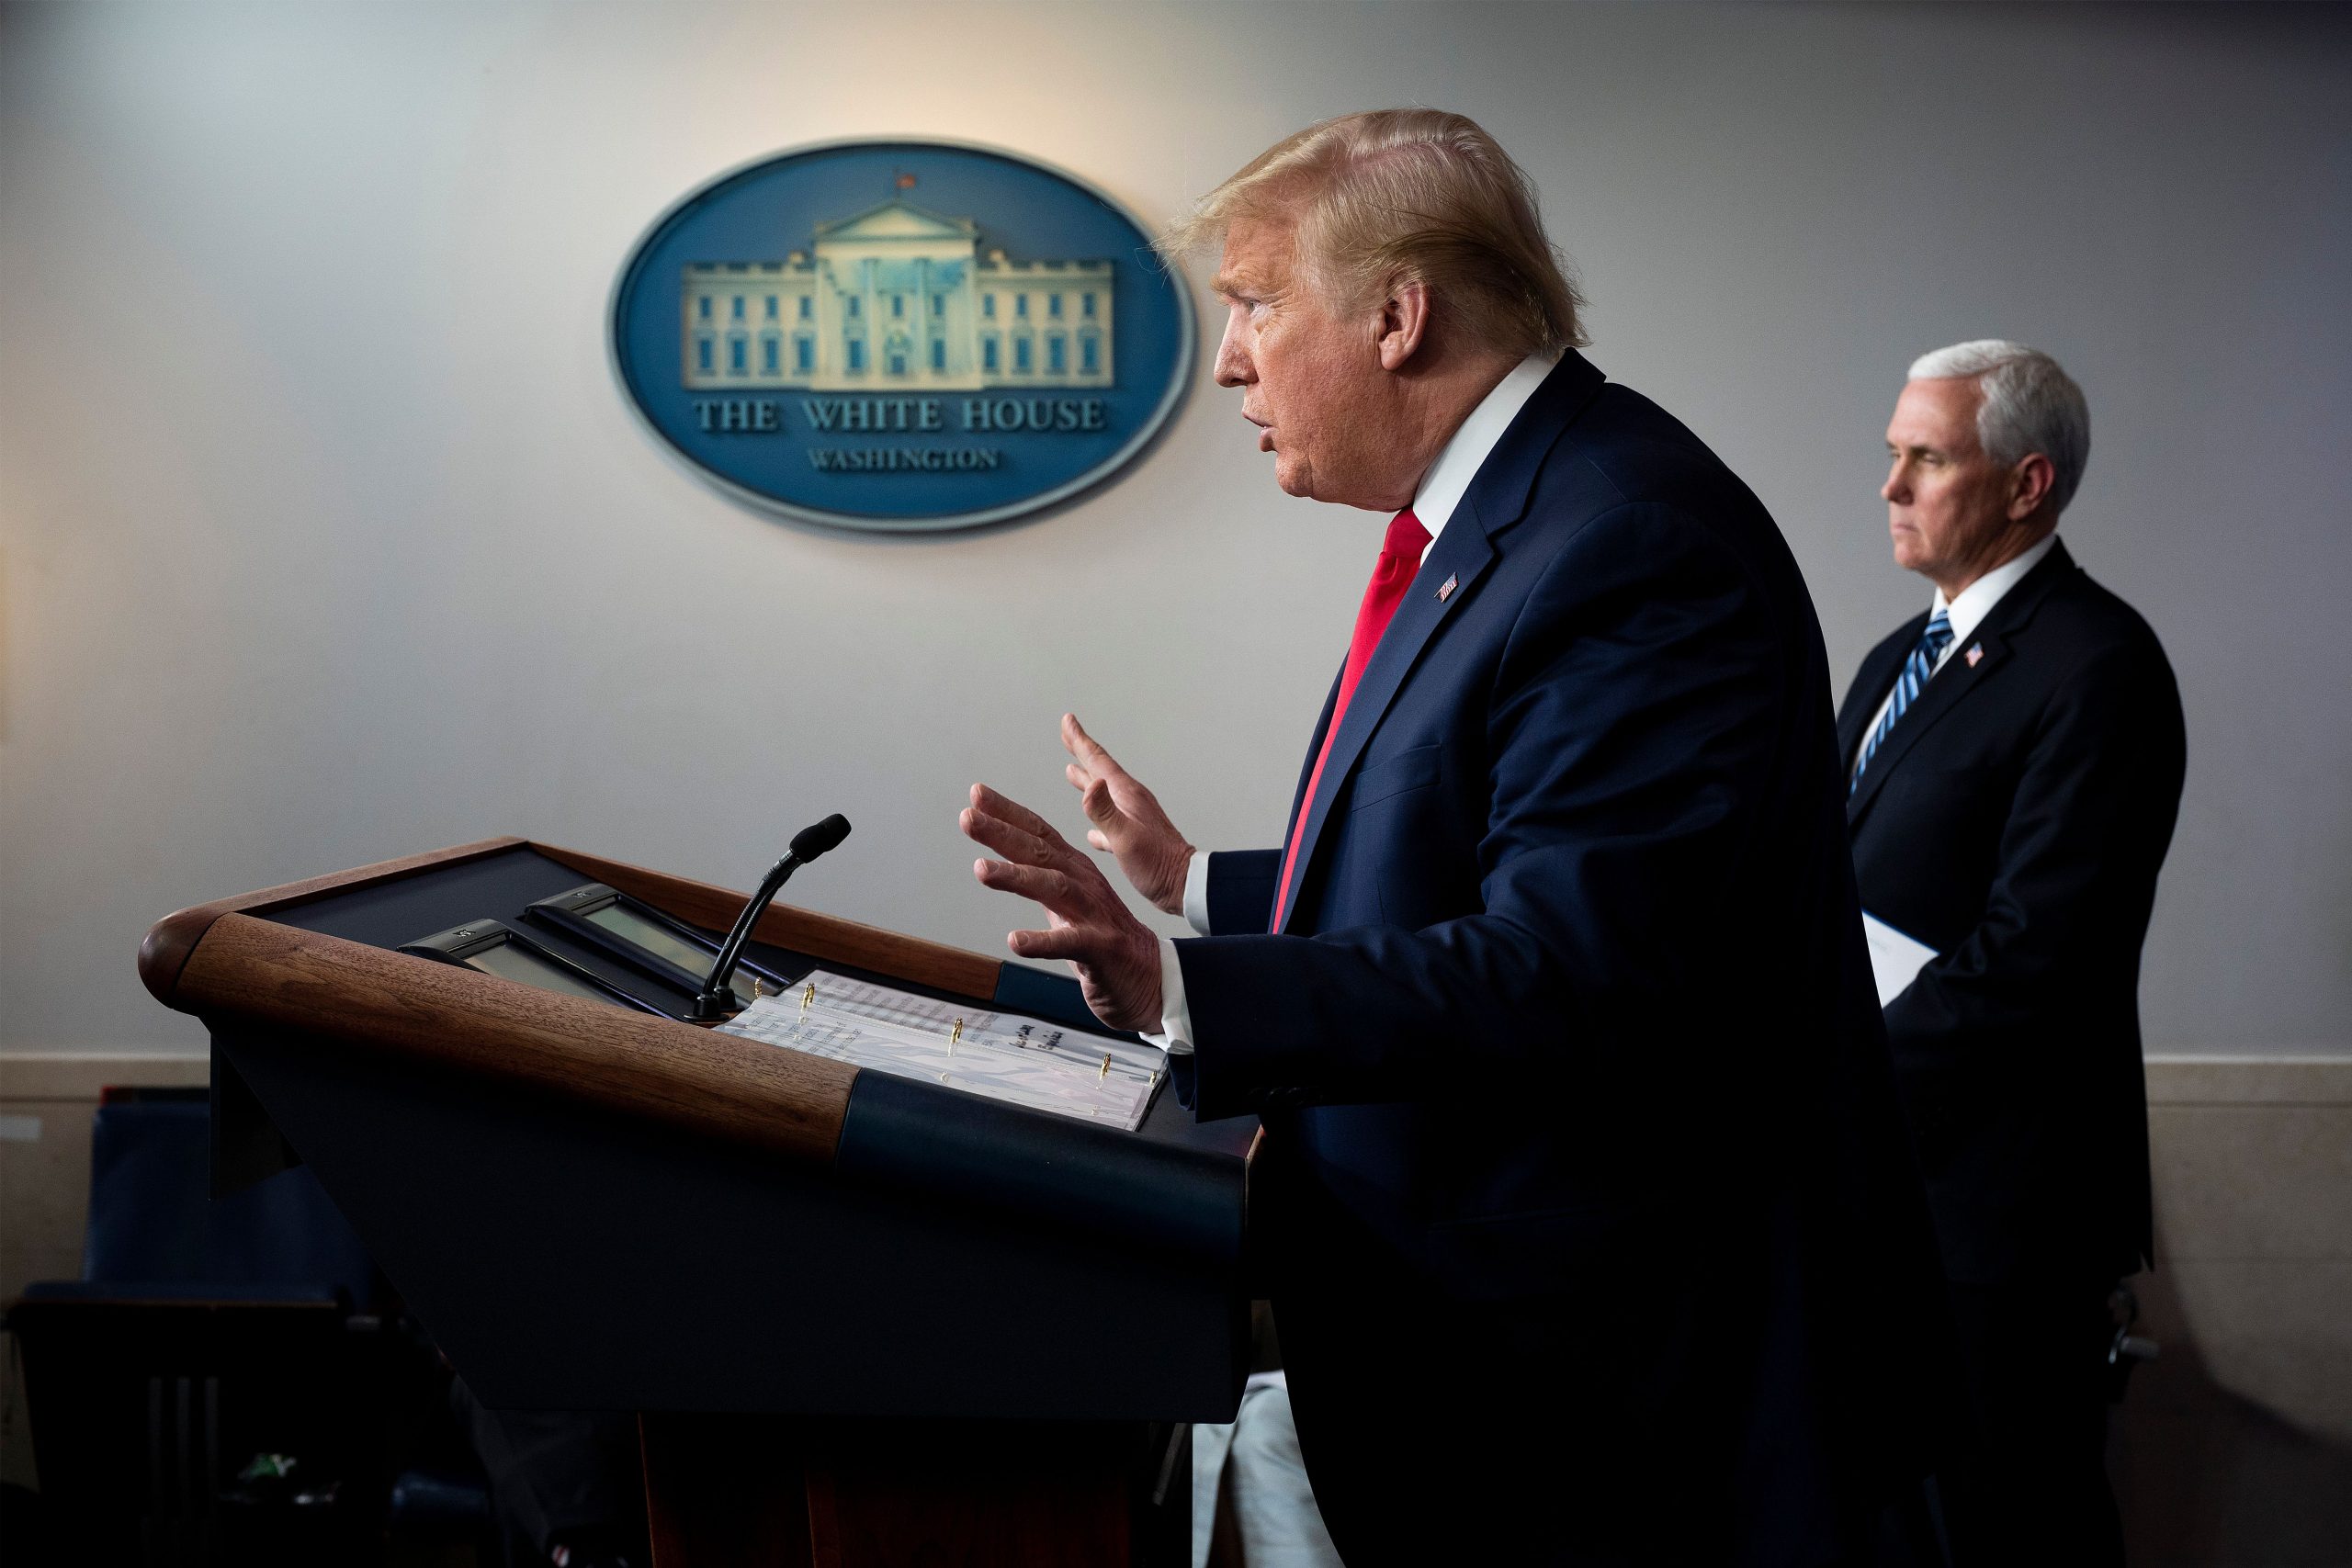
[1061,713,1195,917]
[961,782,1164,1032]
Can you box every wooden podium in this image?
[138,838,1258,1566]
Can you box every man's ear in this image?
[2007,453,2057,521]
[1375,278,1431,371]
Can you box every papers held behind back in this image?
[1861,912,1939,1008]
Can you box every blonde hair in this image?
[1160,108,1587,358]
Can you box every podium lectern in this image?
[139,838,1258,1566]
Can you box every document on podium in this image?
[1861,912,1939,1007]
[718,970,1163,1130]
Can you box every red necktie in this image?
[1272,508,1434,931]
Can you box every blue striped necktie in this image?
[1850,611,1954,794]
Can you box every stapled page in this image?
[718,970,1161,1130]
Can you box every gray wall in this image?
[2,1,2346,1055]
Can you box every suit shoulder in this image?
[1508,385,1826,660]
[1514,384,1788,584]
[2030,561,2174,675]
[1561,384,1758,517]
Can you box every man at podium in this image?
[962,109,1939,1566]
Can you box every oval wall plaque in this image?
[609,139,1194,533]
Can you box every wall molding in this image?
[0,1053,209,1101]
[2143,1053,2352,1106]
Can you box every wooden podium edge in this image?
[175,912,855,1164]
[138,836,529,1006]
[132,835,1020,1169]
[137,834,1006,1010]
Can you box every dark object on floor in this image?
[452,1378,648,1568]
[2,1089,423,1566]
[0,1480,57,1562]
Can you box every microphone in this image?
[789,813,852,862]
[688,813,851,1021]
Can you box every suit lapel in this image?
[1846,539,2078,826]
[1271,352,1609,933]
[1283,667,1346,836]
[1844,632,2012,823]
[1275,505,1496,932]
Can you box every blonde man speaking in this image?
[964,112,1939,1565]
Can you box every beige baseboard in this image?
[2144,1052,2352,1106]
[0,1052,209,1101]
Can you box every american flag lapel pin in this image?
[1436,573,1458,602]
[1965,643,1984,668]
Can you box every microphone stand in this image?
[689,852,802,1021]
[688,814,852,1022]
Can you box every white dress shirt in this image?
[1148,351,1563,1056]
[1849,532,2059,776]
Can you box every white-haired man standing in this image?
[1839,343,2186,1564]
[962,110,1943,1563]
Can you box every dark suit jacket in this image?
[1174,354,1940,1564]
[1837,540,2185,1286]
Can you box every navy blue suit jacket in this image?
[1174,354,1940,1564]
[1838,540,2184,1286]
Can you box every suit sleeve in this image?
[1204,850,1283,936]
[1174,503,1789,1120]
[1881,639,2187,1071]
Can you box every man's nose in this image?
[1213,317,1252,389]
[1882,465,1906,503]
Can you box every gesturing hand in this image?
[1061,713,1196,917]
[961,782,1165,1032]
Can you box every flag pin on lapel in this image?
[1965,643,1984,668]
[1436,573,1458,602]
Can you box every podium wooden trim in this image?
[135,838,1026,1164]
[140,839,1246,1566]
[139,836,529,1004]
[171,910,856,1163]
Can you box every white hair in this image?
[1907,339,2091,516]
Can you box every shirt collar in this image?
[1409,350,1563,552]
[1933,531,2059,647]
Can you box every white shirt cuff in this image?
[1141,936,1194,1056]
[1182,850,1213,936]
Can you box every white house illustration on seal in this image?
[681,199,1114,391]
